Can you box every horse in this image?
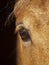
[5,0,49,65]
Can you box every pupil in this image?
[19,27,31,41]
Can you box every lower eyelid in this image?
[22,40,31,47]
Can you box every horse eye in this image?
[19,27,31,42]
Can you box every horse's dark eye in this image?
[19,27,31,42]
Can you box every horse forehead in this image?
[20,9,49,23]
[14,0,49,15]
[15,1,49,27]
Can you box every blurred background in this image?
[0,0,17,65]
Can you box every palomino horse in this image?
[14,0,49,65]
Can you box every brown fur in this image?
[14,0,49,65]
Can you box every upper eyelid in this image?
[16,24,24,32]
[16,23,29,32]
